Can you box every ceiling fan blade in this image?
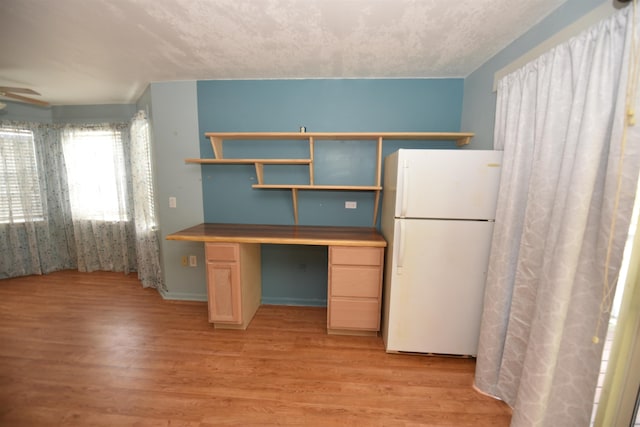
[0,91,49,107]
[0,86,40,95]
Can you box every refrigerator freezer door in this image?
[394,149,502,220]
[384,218,494,355]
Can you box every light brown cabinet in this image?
[327,246,384,334]
[206,261,240,323]
[205,242,261,329]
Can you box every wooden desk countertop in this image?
[166,223,387,247]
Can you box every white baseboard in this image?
[157,291,327,306]
[261,297,327,307]
[158,289,207,302]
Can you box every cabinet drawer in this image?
[329,298,380,330]
[205,243,239,262]
[330,266,381,298]
[330,246,382,266]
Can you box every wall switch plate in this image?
[181,256,188,266]
[345,201,357,209]
[169,197,177,208]
[189,255,197,267]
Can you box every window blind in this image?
[0,128,44,223]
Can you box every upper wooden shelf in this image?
[204,131,473,147]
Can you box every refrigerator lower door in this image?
[384,218,494,356]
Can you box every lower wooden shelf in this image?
[252,184,382,190]
[253,185,382,225]
[185,158,311,165]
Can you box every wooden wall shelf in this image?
[252,185,382,190]
[187,132,474,225]
[185,158,312,165]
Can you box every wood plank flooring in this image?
[0,271,511,426]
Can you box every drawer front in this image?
[328,298,380,330]
[330,246,382,266]
[330,265,381,298]
[206,243,239,262]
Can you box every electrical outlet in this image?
[169,197,176,208]
[189,255,197,267]
[345,201,357,209]
[181,256,188,266]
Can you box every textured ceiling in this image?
[0,0,569,106]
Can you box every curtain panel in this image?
[130,111,164,290]
[0,122,76,278]
[476,5,640,426]
[61,124,136,274]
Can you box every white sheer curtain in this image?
[475,5,640,426]
[61,124,136,273]
[130,111,164,290]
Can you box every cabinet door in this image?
[206,262,241,324]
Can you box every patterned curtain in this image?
[1,115,164,290]
[130,111,164,290]
[475,6,640,426]
[0,122,75,278]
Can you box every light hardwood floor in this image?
[0,271,511,426]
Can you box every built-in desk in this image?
[167,223,387,335]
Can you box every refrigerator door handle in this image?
[397,221,405,273]
[401,160,409,218]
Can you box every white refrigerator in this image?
[380,149,502,356]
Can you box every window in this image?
[62,128,129,221]
[0,127,44,223]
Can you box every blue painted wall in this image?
[52,104,137,124]
[149,82,207,300]
[461,0,608,148]
[0,102,135,124]
[196,78,464,305]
